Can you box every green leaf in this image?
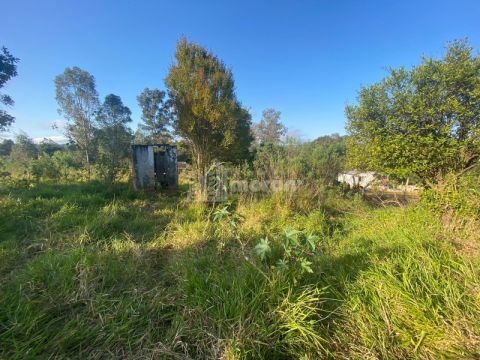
[300,258,313,273]
[275,259,288,272]
[255,237,271,260]
[305,233,319,251]
[213,206,230,221]
[283,228,301,245]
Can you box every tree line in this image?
[0,37,299,187]
[2,38,479,188]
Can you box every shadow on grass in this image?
[0,180,180,242]
[0,180,182,284]
[0,181,419,359]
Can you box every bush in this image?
[422,171,480,221]
[252,136,345,186]
[29,156,61,181]
[255,228,321,283]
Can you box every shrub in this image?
[29,156,61,181]
[255,228,321,283]
[422,171,480,222]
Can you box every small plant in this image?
[255,237,271,260]
[212,205,231,222]
[212,203,243,229]
[211,203,245,250]
[255,228,321,282]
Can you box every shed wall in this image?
[132,145,155,190]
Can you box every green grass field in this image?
[1,181,479,359]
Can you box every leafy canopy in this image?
[0,47,19,132]
[0,139,14,157]
[55,67,100,167]
[137,88,172,143]
[346,39,480,182]
[253,108,287,145]
[166,37,252,178]
[96,94,133,183]
[10,132,38,164]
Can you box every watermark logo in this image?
[188,163,304,202]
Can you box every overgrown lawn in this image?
[0,181,478,359]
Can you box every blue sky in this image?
[2,0,480,142]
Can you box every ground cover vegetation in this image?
[0,39,479,359]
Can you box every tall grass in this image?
[0,180,479,359]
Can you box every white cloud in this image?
[32,135,69,144]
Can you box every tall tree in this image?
[38,139,62,156]
[253,108,287,145]
[166,37,252,195]
[0,139,14,156]
[137,88,171,143]
[346,39,480,183]
[0,47,19,132]
[226,106,254,162]
[96,94,133,183]
[10,132,38,169]
[55,67,99,175]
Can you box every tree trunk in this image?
[191,140,212,202]
[85,148,91,179]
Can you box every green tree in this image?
[174,138,192,163]
[133,127,148,144]
[346,39,480,183]
[96,94,133,183]
[166,37,252,195]
[10,132,38,160]
[29,156,60,181]
[252,135,346,186]
[0,139,14,156]
[0,47,19,132]
[38,139,62,156]
[55,67,100,175]
[217,105,253,164]
[306,134,346,184]
[10,132,38,175]
[52,149,82,179]
[253,108,287,145]
[137,88,171,143]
